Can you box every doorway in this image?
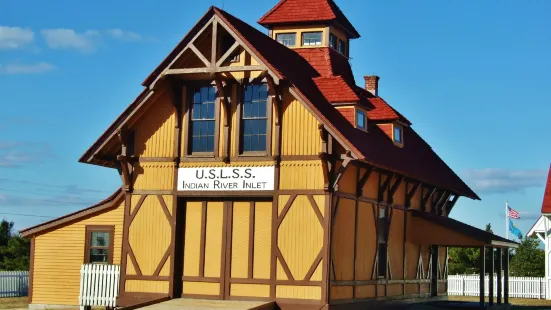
[178,199,273,300]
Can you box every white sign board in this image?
[178,167,275,191]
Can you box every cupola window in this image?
[393,124,403,145]
[276,33,296,47]
[329,33,337,49]
[338,39,346,55]
[302,32,322,46]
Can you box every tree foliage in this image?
[0,220,30,271]
[509,234,544,277]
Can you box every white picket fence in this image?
[79,264,120,309]
[0,271,29,297]
[449,275,546,299]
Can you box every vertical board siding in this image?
[133,163,174,190]
[0,271,29,297]
[253,201,272,280]
[356,202,376,280]
[332,198,355,281]
[32,200,124,305]
[276,285,322,300]
[183,202,202,277]
[230,284,270,298]
[361,171,379,200]
[134,90,175,158]
[133,91,176,157]
[281,90,321,156]
[338,166,357,195]
[279,161,324,190]
[204,202,224,278]
[278,195,323,281]
[128,195,171,276]
[231,202,250,279]
[388,210,405,280]
[126,280,169,294]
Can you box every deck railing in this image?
[79,264,120,309]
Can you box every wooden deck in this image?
[139,299,275,310]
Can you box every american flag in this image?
[508,206,520,219]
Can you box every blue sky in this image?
[0,0,550,238]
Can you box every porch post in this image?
[479,246,485,307]
[504,248,509,304]
[431,245,438,297]
[489,247,494,306]
[497,247,502,304]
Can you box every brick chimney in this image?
[364,76,380,97]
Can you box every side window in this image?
[190,86,217,154]
[302,32,323,46]
[338,39,346,55]
[377,207,388,278]
[241,84,269,153]
[393,124,403,145]
[276,33,296,47]
[329,33,337,49]
[356,109,367,131]
[85,226,113,264]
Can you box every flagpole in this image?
[506,201,509,240]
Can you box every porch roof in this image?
[407,210,519,248]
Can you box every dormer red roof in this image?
[313,76,359,103]
[542,165,551,214]
[258,0,360,38]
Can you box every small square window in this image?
[276,33,296,47]
[329,34,337,49]
[356,109,367,131]
[302,32,322,46]
[394,124,403,144]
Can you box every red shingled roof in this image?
[82,7,479,200]
[314,76,359,103]
[258,0,360,38]
[294,48,355,83]
[367,97,412,125]
[215,8,478,199]
[542,165,551,213]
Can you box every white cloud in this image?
[0,26,34,49]
[463,168,548,194]
[0,141,52,168]
[41,28,97,52]
[106,28,143,41]
[0,62,56,74]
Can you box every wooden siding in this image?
[32,200,124,305]
[133,163,174,191]
[279,160,324,190]
[133,90,175,158]
[126,280,169,294]
[128,195,172,277]
[281,89,322,156]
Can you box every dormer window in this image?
[329,34,337,49]
[393,124,403,145]
[302,32,322,46]
[356,109,367,131]
[276,33,296,47]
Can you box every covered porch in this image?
[407,210,519,308]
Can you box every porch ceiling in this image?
[407,210,519,248]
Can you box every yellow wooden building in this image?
[20,0,518,309]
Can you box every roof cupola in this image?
[258,0,359,57]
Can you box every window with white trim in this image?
[276,33,296,47]
[302,32,322,46]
